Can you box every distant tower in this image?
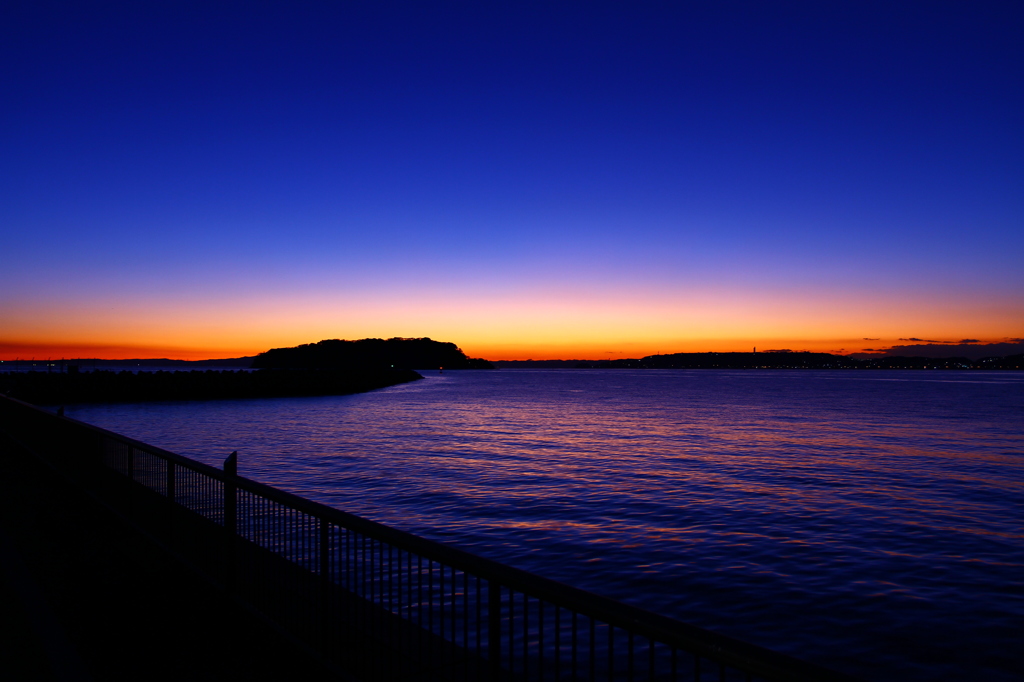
[753,346,757,353]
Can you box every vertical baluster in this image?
[572,611,579,682]
[508,590,515,675]
[127,445,135,513]
[523,593,529,679]
[417,554,424,666]
[224,452,237,590]
[628,632,635,682]
[346,527,351,594]
[429,559,435,638]
[463,570,470,678]
[320,517,330,655]
[608,625,614,682]
[589,618,596,682]
[539,601,545,682]
[389,544,395,615]
[166,459,175,544]
[364,532,372,593]
[462,569,468,655]
[417,555,424,628]
[448,565,454,644]
[556,606,562,682]
[476,576,483,663]
[489,581,501,679]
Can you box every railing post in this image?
[224,451,237,589]
[166,460,175,544]
[320,518,330,656]
[489,581,501,679]
[127,445,135,513]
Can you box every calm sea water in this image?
[64,369,1024,681]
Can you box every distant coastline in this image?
[3,350,1022,376]
[0,357,257,373]
[3,336,1022,380]
[494,351,1023,370]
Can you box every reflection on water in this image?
[66,370,1024,681]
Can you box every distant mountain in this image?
[252,338,494,370]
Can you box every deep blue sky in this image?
[3,1,1022,358]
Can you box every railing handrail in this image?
[0,393,861,682]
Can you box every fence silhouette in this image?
[0,393,858,681]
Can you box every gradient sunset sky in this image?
[3,2,1022,360]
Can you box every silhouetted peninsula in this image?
[0,368,422,405]
[252,337,494,370]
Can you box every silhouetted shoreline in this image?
[494,352,1024,370]
[0,368,422,405]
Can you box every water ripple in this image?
[66,369,1024,681]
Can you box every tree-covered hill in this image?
[252,337,494,370]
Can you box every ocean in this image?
[63,369,1024,681]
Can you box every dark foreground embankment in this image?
[0,368,422,405]
[0,432,343,681]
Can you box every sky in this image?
[2,1,1022,360]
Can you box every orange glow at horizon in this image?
[2,283,1021,361]
[3,328,1020,363]
[2,332,1020,362]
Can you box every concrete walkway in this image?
[0,432,345,681]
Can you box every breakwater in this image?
[0,368,422,405]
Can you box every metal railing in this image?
[0,394,858,681]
